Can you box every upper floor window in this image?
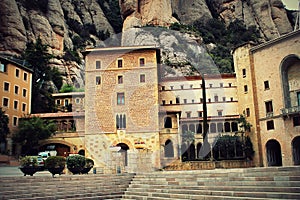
[246,108,250,117]
[3,98,9,107]
[186,112,191,118]
[228,83,232,87]
[183,99,187,104]
[22,89,27,97]
[22,103,26,112]
[16,69,20,78]
[244,85,248,93]
[266,120,274,130]
[96,60,101,69]
[293,116,300,127]
[139,58,145,67]
[161,86,165,90]
[23,72,28,81]
[116,114,126,129]
[176,97,180,104]
[265,101,273,113]
[64,99,69,106]
[140,74,145,83]
[214,95,218,102]
[217,110,223,116]
[75,98,80,104]
[264,80,270,90]
[190,84,193,89]
[117,59,123,68]
[0,62,7,73]
[56,100,61,105]
[13,100,18,110]
[13,116,18,126]
[209,84,213,88]
[170,86,174,90]
[4,82,9,92]
[117,92,125,105]
[164,117,172,128]
[96,76,101,85]
[220,83,223,87]
[198,111,203,117]
[181,85,184,89]
[14,85,19,95]
[118,75,123,84]
[223,97,226,102]
[242,68,246,77]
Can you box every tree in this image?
[22,38,62,113]
[13,116,56,155]
[0,108,9,153]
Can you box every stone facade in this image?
[233,30,300,167]
[0,55,32,154]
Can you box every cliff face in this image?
[0,0,294,86]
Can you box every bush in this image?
[20,156,38,167]
[85,158,94,168]
[45,156,66,168]
[66,155,85,169]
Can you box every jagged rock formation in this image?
[0,0,295,86]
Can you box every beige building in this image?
[0,55,32,154]
[233,29,300,167]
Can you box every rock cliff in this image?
[0,0,295,86]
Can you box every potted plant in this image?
[66,155,85,174]
[45,156,66,177]
[19,156,39,176]
[81,158,94,174]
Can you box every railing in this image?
[281,106,300,116]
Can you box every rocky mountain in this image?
[0,0,296,87]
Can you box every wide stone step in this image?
[127,185,300,193]
[125,187,300,199]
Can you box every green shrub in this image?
[45,156,66,168]
[85,158,94,168]
[66,155,85,169]
[20,156,38,167]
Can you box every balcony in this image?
[281,106,300,116]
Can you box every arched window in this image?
[224,122,231,132]
[231,122,238,132]
[182,124,188,133]
[210,123,216,133]
[164,117,172,128]
[164,139,174,158]
[189,124,195,133]
[217,123,223,132]
[196,123,202,134]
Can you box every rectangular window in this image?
[3,98,9,107]
[14,100,18,110]
[229,83,232,87]
[13,117,18,126]
[198,111,203,117]
[116,114,126,129]
[170,86,174,90]
[208,98,211,103]
[56,100,61,105]
[230,97,234,101]
[16,69,20,78]
[214,95,218,102]
[218,110,223,116]
[0,62,7,72]
[181,85,184,89]
[64,99,69,106]
[117,93,125,105]
[139,58,145,67]
[4,82,9,91]
[176,97,180,104]
[14,85,19,95]
[265,101,273,113]
[223,97,226,102]
[209,84,213,88]
[220,83,223,87]
[161,86,165,90]
[246,108,250,117]
[22,103,26,112]
[244,85,248,93]
[140,74,145,83]
[242,69,246,77]
[117,59,123,68]
[293,116,300,126]
[200,98,203,103]
[170,101,172,104]
[184,99,187,104]
[96,76,101,85]
[162,100,166,105]
[266,120,274,130]
[186,112,191,118]
[264,80,270,90]
[23,72,28,81]
[22,89,27,97]
[118,75,123,84]
[96,60,101,69]
[190,84,193,89]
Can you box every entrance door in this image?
[266,140,282,166]
[117,143,129,166]
[292,136,300,165]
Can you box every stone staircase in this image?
[123,166,300,200]
[0,173,135,200]
[0,166,299,199]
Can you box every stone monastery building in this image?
[29,30,300,173]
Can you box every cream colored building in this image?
[0,55,32,154]
[233,29,300,167]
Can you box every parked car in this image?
[29,156,45,171]
[38,152,51,160]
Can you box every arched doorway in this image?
[292,136,300,165]
[266,140,282,166]
[164,139,174,157]
[117,143,129,166]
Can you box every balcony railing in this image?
[281,106,300,116]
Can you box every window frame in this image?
[2,97,9,107]
[140,74,145,83]
[117,59,123,68]
[117,92,125,105]
[14,85,19,95]
[95,60,101,69]
[264,80,270,90]
[117,75,123,84]
[139,58,145,67]
[4,82,9,92]
[266,120,275,130]
[15,68,20,78]
[0,62,7,73]
[23,72,28,81]
[96,76,101,85]
[22,103,27,112]
[22,88,27,98]
[13,100,18,110]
